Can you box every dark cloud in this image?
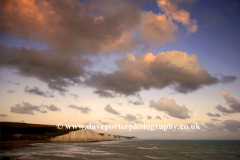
[222,120,240,132]
[147,115,152,119]
[104,104,120,115]
[155,116,162,120]
[215,92,240,114]
[85,52,235,95]
[0,0,142,54]
[0,45,88,95]
[204,120,240,132]
[206,113,221,117]
[94,90,116,98]
[128,99,144,105]
[216,73,237,84]
[25,86,54,98]
[216,105,235,114]
[10,102,61,115]
[204,122,223,132]
[43,104,61,111]
[0,114,8,117]
[211,118,220,121]
[20,120,25,123]
[69,105,92,114]
[123,114,137,121]
[7,90,14,93]
[98,120,109,125]
[150,97,190,119]
[11,102,47,115]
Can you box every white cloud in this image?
[150,97,190,119]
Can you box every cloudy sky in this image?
[0,0,240,140]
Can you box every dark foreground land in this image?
[0,122,79,150]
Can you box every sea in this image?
[1,140,240,160]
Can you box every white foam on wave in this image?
[138,147,151,149]
[47,154,76,157]
[145,156,168,159]
[29,143,45,146]
[89,152,118,156]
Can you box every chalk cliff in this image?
[51,129,117,142]
[0,122,138,142]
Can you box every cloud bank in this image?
[25,86,54,98]
[204,120,240,132]
[0,45,88,94]
[86,51,235,95]
[0,0,236,96]
[10,102,61,115]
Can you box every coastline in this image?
[0,122,138,150]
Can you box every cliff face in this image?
[0,122,138,142]
[51,129,117,142]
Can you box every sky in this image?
[0,0,240,140]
